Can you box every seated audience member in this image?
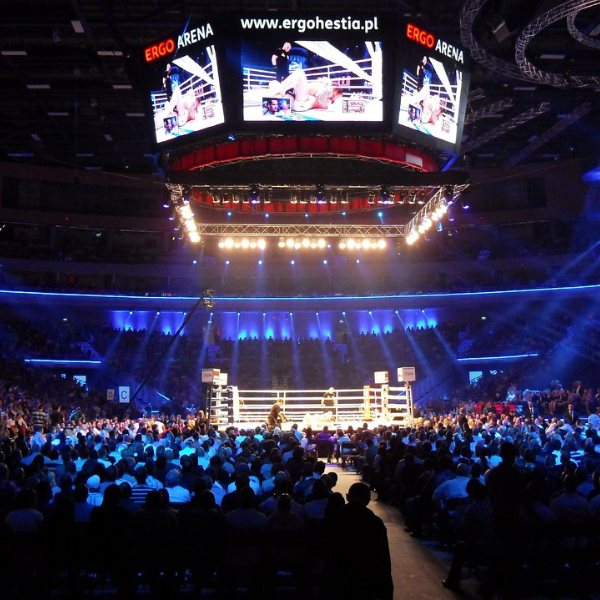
[442,480,494,591]
[4,487,43,532]
[267,493,305,531]
[303,477,330,527]
[226,486,268,533]
[432,462,471,513]
[164,468,191,505]
[550,472,590,524]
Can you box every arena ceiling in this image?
[1,0,600,180]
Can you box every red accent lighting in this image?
[144,39,176,62]
[406,23,435,49]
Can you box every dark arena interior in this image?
[2,1,600,599]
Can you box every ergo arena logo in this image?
[406,23,464,63]
[144,38,175,63]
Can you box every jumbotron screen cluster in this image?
[140,12,470,156]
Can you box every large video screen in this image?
[144,22,225,145]
[394,23,469,153]
[241,36,383,123]
[137,15,469,154]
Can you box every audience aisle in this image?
[335,467,471,600]
[336,467,600,600]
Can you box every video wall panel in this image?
[137,14,469,155]
[393,22,470,154]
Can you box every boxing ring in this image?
[152,45,225,143]
[398,57,462,142]
[242,40,383,122]
[208,384,414,430]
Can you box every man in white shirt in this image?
[165,469,191,504]
[432,462,471,512]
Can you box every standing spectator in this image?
[318,482,393,600]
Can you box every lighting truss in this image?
[464,97,514,126]
[461,103,551,153]
[168,183,443,207]
[405,184,470,243]
[167,183,470,240]
[515,0,600,88]
[196,223,410,237]
[504,103,592,167]
[461,0,600,88]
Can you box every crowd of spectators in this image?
[0,357,395,599]
[3,341,600,597]
[363,381,600,597]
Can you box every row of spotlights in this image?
[339,239,387,250]
[406,201,450,245]
[279,237,328,249]
[216,237,388,250]
[218,238,267,249]
[175,204,201,244]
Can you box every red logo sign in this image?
[144,38,175,63]
[406,23,435,49]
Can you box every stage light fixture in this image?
[286,238,295,249]
[278,237,285,248]
[317,238,326,248]
[339,239,347,249]
[179,204,193,219]
[241,239,250,248]
[316,184,326,203]
[380,186,391,204]
[257,239,266,249]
